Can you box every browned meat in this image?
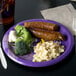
[24,21,59,31]
[30,28,65,41]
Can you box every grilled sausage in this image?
[24,21,59,31]
[30,28,65,41]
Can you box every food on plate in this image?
[15,38,31,55]
[15,25,33,45]
[24,21,59,31]
[9,25,34,55]
[30,28,65,41]
[33,39,64,62]
[8,30,17,42]
[8,21,65,62]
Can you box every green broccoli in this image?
[14,25,33,55]
[15,25,33,44]
[15,38,30,55]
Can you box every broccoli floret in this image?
[14,38,30,55]
[14,25,34,55]
[15,25,33,44]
